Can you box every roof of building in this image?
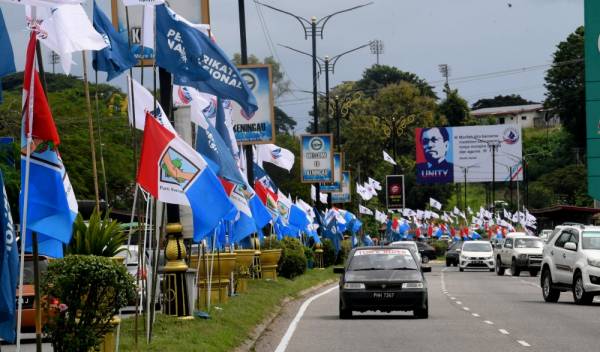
[471,104,543,117]
[529,205,600,215]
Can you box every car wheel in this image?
[446,259,450,267]
[459,267,464,272]
[339,298,352,319]
[511,259,520,277]
[414,302,428,319]
[496,258,505,276]
[529,270,539,277]
[422,256,430,264]
[573,272,594,305]
[542,268,560,303]
[453,261,458,267]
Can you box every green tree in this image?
[544,26,584,148]
[355,65,438,99]
[438,88,472,126]
[471,94,536,110]
[274,106,297,134]
[232,53,291,99]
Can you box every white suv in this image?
[541,225,600,305]
[459,241,495,272]
[494,233,543,277]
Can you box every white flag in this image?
[296,198,315,220]
[416,209,424,219]
[256,144,295,172]
[383,150,397,165]
[368,177,382,191]
[359,205,374,216]
[29,4,107,75]
[363,182,377,197]
[310,185,327,204]
[128,75,174,132]
[375,210,387,223]
[2,0,84,6]
[429,198,442,210]
[277,190,293,223]
[453,206,460,215]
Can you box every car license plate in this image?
[373,292,395,299]
[472,260,483,264]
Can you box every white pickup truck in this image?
[494,232,544,277]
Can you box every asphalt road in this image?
[278,265,600,352]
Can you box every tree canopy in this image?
[471,94,536,110]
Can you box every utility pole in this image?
[238,0,253,184]
[369,39,384,65]
[439,64,450,99]
[474,137,502,214]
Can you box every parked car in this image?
[445,241,462,267]
[539,229,553,242]
[459,241,494,272]
[541,225,600,305]
[390,241,421,263]
[494,233,543,277]
[334,246,431,319]
[416,242,437,263]
[17,255,52,332]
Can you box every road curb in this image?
[234,278,338,352]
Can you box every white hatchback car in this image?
[541,225,600,304]
[459,241,495,272]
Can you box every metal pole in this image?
[335,97,341,150]
[492,145,496,214]
[524,159,529,208]
[239,0,254,184]
[510,166,514,210]
[311,17,321,206]
[464,168,467,213]
[325,57,332,208]
[392,117,398,174]
[82,51,101,210]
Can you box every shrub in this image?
[68,208,129,257]
[304,246,315,268]
[262,235,281,250]
[335,239,352,265]
[321,239,336,267]
[42,255,136,352]
[277,237,307,279]
[431,240,449,256]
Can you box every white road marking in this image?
[450,297,456,300]
[484,320,494,325]
[456,301,462,305]
[472,313,480,317]
[517,340,531,347]
[274,285,337,352]
[498,329,509,335]
[463,307,470,311]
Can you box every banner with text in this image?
[231,65,275,144]
[386,175,405,210]
[320,152,342,192]
[300,134,333,183]
[415,124,523,184]
[332,171,351,203]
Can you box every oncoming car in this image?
[459,241,494,272]
[334,247,431,319]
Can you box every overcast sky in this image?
[1,0,584,132]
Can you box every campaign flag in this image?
[375,209,387,224]
[29,4,107,75]
[1,0,83,5]
[359,205,373,216]
[289,204,310,232]
[383,150,397,165]
[253,162,278,193]
[0,8,15,105]
[310,185,327,204]
[216,98,239,158]
[296,198,315,221]
[0,171,17,342]
[363,182,377,197]
[429,198,442,210]
[156,5,257,115]
[92,0,137,81]
[248,192,271,232]
[256,144,295,172]
[127,75,173,131]
[368,177,382,191]
[137,113,234,241]
[254,180,278,218]
[219,178,257,243]
[276,190,292,224]
[20,33,78,255]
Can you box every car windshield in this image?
[514,238,543,248]
[22,260,48,285]
[348,249,418,271]
[581,232,600,250]
[462,242,492,252]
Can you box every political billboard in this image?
[231,65,275,144]
[585,0,600,199]
[386,175,405,210]
[415,125,523,184]
[300,134,334,183]
[320,152,343,192]
[332,171,351,204]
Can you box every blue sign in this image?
[332,171,351,204]
[300,134,333,183]
[320,152,342,192]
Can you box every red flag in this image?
[254,180,278,215]
[450,227,456,237]
[415,228,421,237]
[22,32,59,146]
[427,225,433,238]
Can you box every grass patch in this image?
[118,268,337,352]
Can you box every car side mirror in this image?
[421,266,432,273]
[456,249,461,253]
[333,266,345,274]
[564,242,577,251]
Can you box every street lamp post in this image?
[257,1,372,208]
[457,165,477,214]
[473,137,503,213]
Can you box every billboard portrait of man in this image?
[415,127,454,184]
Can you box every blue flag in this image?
[195,119,245,185]
[253,162,278,193]
[155,5,258,115]
[0,171,18,342]
[0,8,16,104]
[92,0,136,81]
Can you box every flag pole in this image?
[81,50,101,210]
[16,28,39,352]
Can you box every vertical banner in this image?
[332,171,351,203]
[386,175,405,210]
[111,0,203,65]
[585,0,600,199]
[320,152,342,192]
[231,64,275,144]
[300,134,333,183]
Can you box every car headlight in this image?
[518,254,528,260]
[588,258,600,268]
[343,282,365,289]
[460,255,468,260]
[402,282,424,289]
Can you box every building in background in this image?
[471,104,560,129]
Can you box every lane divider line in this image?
[484,320,494,325]
[499,329,509,335]
[472,313,480,317]
[517,340,531,347]
[274,285,338,352]
[456,301,462,305]
[463,307,470,311]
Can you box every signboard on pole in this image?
[415,124,523,184]
[300,134,333,183]
[386,175,405,210]
[110,0,204,66]
[231,65,275,144]
[320,152,342,192]
[585,0,600,199]
[332,171,351,204]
